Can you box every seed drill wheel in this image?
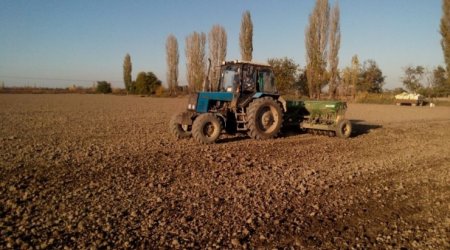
[169,113,192,139]
[336,119,352,138]
[192,113,222,144]
[247,97,284,140]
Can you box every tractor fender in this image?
[213,113,227,128]
[251,93,285,112]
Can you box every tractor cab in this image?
[217,61,278,107]
[187,60,279,113]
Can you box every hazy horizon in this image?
[0,0,444,90]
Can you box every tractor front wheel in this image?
[336,119,352,138]
[169,113,192,139]
[192,113,222,144]
[247,97,284,140]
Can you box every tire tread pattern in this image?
[192,113,221,144]
[169,113,191,139]
[246,97,284,140]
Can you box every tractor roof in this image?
[221,60,271,68]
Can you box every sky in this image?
[0,0,444,90]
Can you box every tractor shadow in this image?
[217,134,250,144]
[349,120,382,137]
[216,120,382,143]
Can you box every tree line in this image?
[299,0,449,98]
[122,54,162,95]
[400,65,449,97]
[270,0,387,98]
[122,10,251,96]
[121,0,450,98]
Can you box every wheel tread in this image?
[192,113,221,144]
[246,97,284,140]
[169,113,191,139]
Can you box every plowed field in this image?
[1,94,449,249]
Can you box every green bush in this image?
[134,72,161,95]
[96,81,112,94]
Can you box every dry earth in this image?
[0,94,449,249]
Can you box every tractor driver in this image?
[242,66,255,93]
[232,68,241,93]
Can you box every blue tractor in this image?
[170,60,353,144]
[170,60,286,144]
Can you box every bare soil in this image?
[0,94,449,249]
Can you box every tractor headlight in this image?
[187,93,198,111]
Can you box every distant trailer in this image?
[395,92,424,106]
[395,99,424,106]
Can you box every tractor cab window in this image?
[220,65,240,92]
[242,65,256,93]
[257,69,276,93]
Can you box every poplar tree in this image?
[441,0,450,73]
[239,11,253,61]
[209,25,227,90]
[123,53,132,94]
[350,55,360,99]
[305,0,330,98]
[341,67,352,97]
[328,2,340,99]
[166,34,179,95]
[185,32,206,92]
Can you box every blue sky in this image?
[0,0,444,89]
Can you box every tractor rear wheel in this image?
[247,97,283,140]
[192,113,221,144]
[169,113,192,139]
[336,119,352,138]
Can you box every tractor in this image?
[170,60,352,144]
